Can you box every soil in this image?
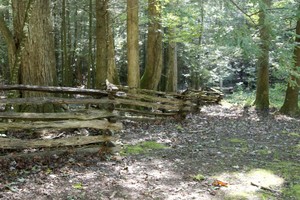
[0,103,299,200]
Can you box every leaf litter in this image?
[0,104,299,199]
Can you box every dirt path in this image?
[0,104,299,199]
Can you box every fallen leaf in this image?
[72,183,84,189]
[212,180,228,187]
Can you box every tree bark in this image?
[280,7,300,116]
[14,0,57,112]
[254,0,271,111]
[95,0,108,89]
[61,0,72,87]
[140,0,163,90]
[107,12,120,85]
[87,0,93,89]
[127,0,140,88]
[166,38,178,92]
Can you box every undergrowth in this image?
[225,83,288,108]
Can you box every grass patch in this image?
[227,138,248,153]
[283,184,300,199]
[121,141,168,155]
[295,143,300,151]
[265,161,300,199]
[224,193,249,200]
[281,130,300,138]
[228,138,247,145]
[226,90,255,107]
[257,149,272,155]
[192,173,206,181]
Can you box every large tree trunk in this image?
[95,0,108,89]
[18,0,57,112]
[254,0,271,111]
[280,9,300,116]
[140,0,163,90]
[127,0,140,88]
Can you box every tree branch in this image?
[228,0,257,26]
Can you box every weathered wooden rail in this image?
[0,84,222,156]
[0,85,121,155]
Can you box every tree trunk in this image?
[107,12,120,85]
[127,0,140,88]
[62,0,72,87]
[52,0,61,84]
[18,0,57,112]
[254,0,271,111]
[280,8,300,116]
[95,0,108,89]
[165,38,177,92]
[140,0,163,90]
[87,0,93,89]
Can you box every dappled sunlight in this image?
[116,158,213,200]
[213,168,284,199]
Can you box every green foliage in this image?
[226,83,293,109]
[269,83,287,108]
[266,160,300,199]
[72,183,83,190]
[192,173,206,181]
[226,89,255,107]
[283,184,300,199]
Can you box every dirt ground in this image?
[0,103,300,200]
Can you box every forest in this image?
[0,0,300,199]
[0,0,298,113]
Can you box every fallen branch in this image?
[251,182,281,195]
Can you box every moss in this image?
[295,143,300,151]
[283,184,300,199]
[176,125,184,132]
[269,161,300,180]
[121,145,144,155]
[257,149,271,155]
[224,193,249,200]
[192,173,206,181]
[140,141,167,149]
[228,138,246,144]
[281,131,300,138]
[228,138,247,150]
[259,193,277,200]
[266,161,300,199]
[121,141,168,155]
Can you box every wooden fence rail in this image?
[0,84,222,155]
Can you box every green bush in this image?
[225,83,291,109]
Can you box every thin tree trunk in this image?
[62,0,71,86]
[87,0,93,89]
[254,0,271,111]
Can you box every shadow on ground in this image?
[0,104,299,199]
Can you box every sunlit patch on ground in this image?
[213,168,284,199]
